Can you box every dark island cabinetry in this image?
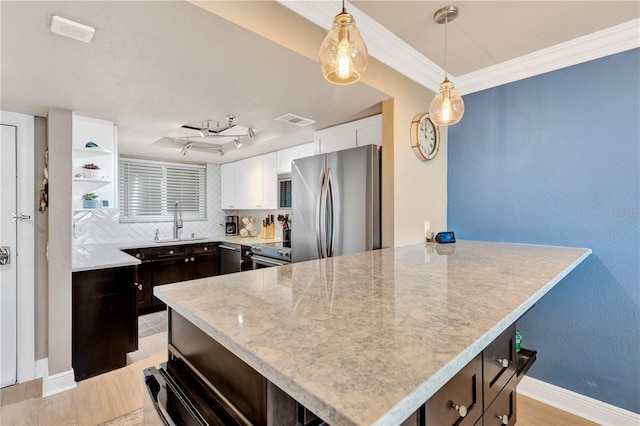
[72,266,137,381]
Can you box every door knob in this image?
[496,414,509,425]
[0,247,10,265]
[451,403,467,417]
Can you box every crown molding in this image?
[456,18,640,95]
[277,0,444,92]
[277,2,639,96]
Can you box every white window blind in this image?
[119,158,206,222]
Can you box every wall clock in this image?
[410,112,440,161]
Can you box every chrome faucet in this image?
[173,201,183,239]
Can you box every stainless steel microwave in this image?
[278,176,292,209]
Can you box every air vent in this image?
[50,16,95,43]
[275,113,316,127]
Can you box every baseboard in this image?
[42,368,76,397]
[518,376,640,426]
[34,358,48,379]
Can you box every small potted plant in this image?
[82,192,100,209]
[82,163,101,178]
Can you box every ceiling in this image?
[2,1,638,164]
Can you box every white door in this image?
[0,123,18,388]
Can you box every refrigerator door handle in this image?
[325,168,335,257]
[319,168,331,258]
[316,168,326,258]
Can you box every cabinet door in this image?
[297,142,316,159]
[72,266,136,381]
[243,156,263,209]
[355,115,382,147]
[221,163,236,209]
[425,353,483,426]
[261,152,278,209]
[276,146,298,174]
[219,244,241,275]
[151,257,190,307]
[134,262,152,312]
[316,129,353,153]
[483,375,517,426]
[190,253,219,279]
[483,324,517,410]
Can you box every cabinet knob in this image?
[185,258,189,262]
[169,250,174,255]
[135,253,141,258]
[496,414,509,425]
[134,282,142,290]
[204,247,208,251]
[496,358,510,368]
[191,257,195,261]
[451,403,467,418]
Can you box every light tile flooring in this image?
[138,311,167,338]
[0,333,599,426]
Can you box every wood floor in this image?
[0,332,599,426]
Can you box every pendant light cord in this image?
[444,12,448,79]
[342,0,346,14]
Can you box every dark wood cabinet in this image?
[72,266,137,381]
[421,323,526,426]
[125,243,222,314]
[189,243,219,279]
[219,244,241,275]
[426,353,483,426]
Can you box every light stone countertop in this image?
[154,240,591,426]
[71,235,283,272]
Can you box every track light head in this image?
[247,128,255,138]
[234,138,242,148]
[218,149,224,157]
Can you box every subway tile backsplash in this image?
[73,163,292,245]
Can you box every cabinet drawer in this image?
[190,243,218,255]
[426,353,483,426]
[483,324,516,410]
[154,245,187,258]
[122,247,153,260]
[483,375,517,426]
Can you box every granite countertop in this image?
[154,240,590,426]
[71,235,283,272]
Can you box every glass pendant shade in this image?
[429,77,465,126]
[319,11,368,85]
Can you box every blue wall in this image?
[448,49,640,413]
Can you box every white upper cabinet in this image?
[221,152,277,210]
[72,115,118,211]
[276,142,315,174]
[314,114,382,154]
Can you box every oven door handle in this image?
[251,255,288,267]
[219,245,239,251]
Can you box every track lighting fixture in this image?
[198,121,210,137]
[180,141,193,156]
[233,138,242,148]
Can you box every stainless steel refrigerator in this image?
[291,145,381,263]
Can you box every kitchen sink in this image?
[154,237,206,243]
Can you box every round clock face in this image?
[410,113,440,161]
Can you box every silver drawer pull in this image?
[497,414,509,425]
[451,403,467,417]
[203,247,208,251]
[136,253,141,258]
[219,245,238,251]
[169,250,174,255]
[191,257,195,261]
[185,258,189,262]
[496,358,510,368]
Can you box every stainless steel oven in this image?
[250,242,291,269]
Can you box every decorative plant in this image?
[82,192,98,200]
[82,163,101,170]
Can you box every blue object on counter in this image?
[85,141,99,148]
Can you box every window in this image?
[119,158,206,222]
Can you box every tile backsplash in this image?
[73,163,292,245]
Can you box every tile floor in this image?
[138,310,167,338]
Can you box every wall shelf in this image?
[73,147,112,157]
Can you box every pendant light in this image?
[318,0,368,85]
[429,5,465,126]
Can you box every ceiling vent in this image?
[275,113,316,127]
[50,15,95,43]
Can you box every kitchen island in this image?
[154,240,590,425]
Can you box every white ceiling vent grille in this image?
[50,16,95,43]
[275,113,316,127]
